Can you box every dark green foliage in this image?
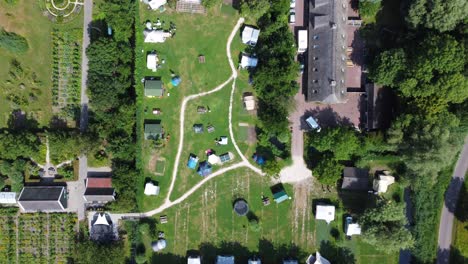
[48,131,95,163]
[0,131,39,160]
[4,0,18,5]
[360,200,414,253]
[0,159,26,192]
[369,49,406,86]
[74,239,126,264]
[99,0,135,42]
[0,28,28,53]
[406,0,468,32]
[313,155,344,186]
[57,164,74,179]
[240,0,270,20]
[308,127,360,161]
[359,0,381,20]
[262,160,281,179]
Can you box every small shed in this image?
[144,79,164,97]
[208,154,221,165]
[241,55,258,69]
[193,124,204,134]
[207,125,215,133]
[187,155,199,169]
[197,161,212,177]
[152,239,167,252]
[341,167,369,191]
[147,54,159,72]
[233,199,249,216]
[144,122,163,140]
[315,205,335,224]
[144,182,160,196]
[373,171,395,193]
[273,190,290,204]
[0,192,16,204]
[197,106,207,114]
[243,95,256,111]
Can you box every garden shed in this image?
[315,205,335,224]
[144,122,163,140]
[144,79,164,97]
[187,155,199,169]
[197,161,212,177]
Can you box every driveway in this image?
[436,137,468,263]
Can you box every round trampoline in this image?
[233,199,249,216]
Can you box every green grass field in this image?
[0,0,82,128]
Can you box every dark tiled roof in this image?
[19,186,64,201]
[84,188,115,196]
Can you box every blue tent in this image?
[252,154,265,165]
[197,161,212,177]
[187,155,198,169]
[171,76,181,86]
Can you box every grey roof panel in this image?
[19,186,64,201]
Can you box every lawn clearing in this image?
[136,4,242,211]
[0,1,82,128]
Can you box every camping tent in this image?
[208,154,221,165]
[346,223,361,236]
[373,174,395,193]
[216,256,235,264]
[144,182,160,196]
[197,162,212,177]
[273,190,290,204]
[243,95,255,110]
[188,256,201,264]
[147,54,159,72]
[306,252,330,264]
[241,55,258,69]
[218,136,228,145]
[248,258,261,264]
[144,30,171,43]
[187,156,199,169]
[148,0,167,9]
[316,205,335,224]
[252,154,265,165]
[171,76,181,86]
[152,239,167,252]
[242,26,260,46]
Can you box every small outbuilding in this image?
[341,167,369,191]
[233,199,249,216]
[315,205,335,224]
[273,190,290,204]
[147,53,159,72]
[144,122,163,140]
[373,171,395,193]
[145,79,164,97]
[241,55,258,69]
[216,255,235,264]
[243,94,256,111]
[193,124,204,134]
[187,155,199,169]
[242,26,260,46]
[144,182,160,196]
[197,161,212,177]
[0,192,16,204]
[152,239,167,252]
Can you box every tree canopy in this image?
[240,0,270,20]
[313,155,344,186]
[308,127,360,161]
[0,28,28,53]
[406,0,468,32]
[360,200,414,253]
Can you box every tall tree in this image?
[308,127,360,160]
[240,0,271,20]
[406,0,468,32]
[313,155,344,186]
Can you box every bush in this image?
[359,0,381,21]
[0,28,29,53]
[201,0,221,8]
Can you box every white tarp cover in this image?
[346,223,362,236]
[241,55,258,69]
[373,175,395,193]
[187,256,201,264]
[316,205,335,224]
[219,136,228,145]
[0,192,16,204]
[94,213,110,226]
[244,95,255,110]
[147,54,159,71]
[144,30,171,43]
[208,154,221,165]
[148,0,167,9]
[144,182,160,195]
[242,26,260,45]
[152,239,167,251]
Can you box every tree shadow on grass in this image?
[319,241,356,264]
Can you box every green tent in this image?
[145,80,163,97]
[144,123,162,140]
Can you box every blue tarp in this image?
[187,156,198,169]
[197,161,212,177]
[171,77,181,86]
[252,154,265,165]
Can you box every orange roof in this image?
[86,178,112,188]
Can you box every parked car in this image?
[289,9,296,24]
[290,0,296,8]
[305,116,321,132]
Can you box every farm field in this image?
[136,4,252,211]
[0,0,82,128]
[126,169,398,263]
[0,209,76,264]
